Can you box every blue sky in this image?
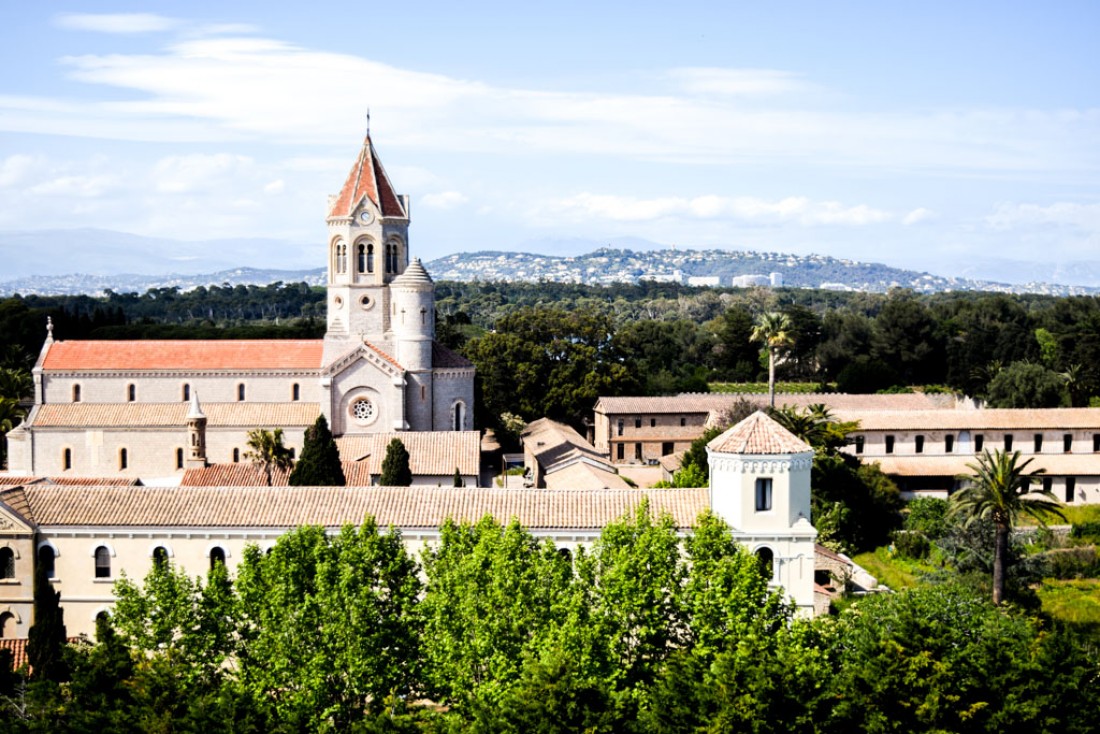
[0,1,1097,276]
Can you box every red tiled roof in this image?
[17,485,709,529]
[365,341,403,369]
[708,411,812,455]
[42,340,323,371]
[595,392,955,415]
[0,476,138,487]
[328,135,407,219]
[870,454,1100,478]
[838,407,1100,431]
[0,639,28,672]
[182,461,372,487]
[335,432,481,476]
[32,403,321,428]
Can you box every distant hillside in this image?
[424,247,1100,296]
[0,267,325,297]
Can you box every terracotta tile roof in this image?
[335,432,481,476]
[543,461,632,490]
[708,411,812,455]
[595,392,954,416]
[433,342,473,369]
[523,418,605,465]
[364,341,403,370]
[32,403,321,428]
[328,135,407,219]
[42,340,323,372]
[870,454,1100,477]
[20,485,708,530]
[0,476,139,487]
[0,487,34,524]
[182,461,373,487]
[839,408,1100,431]
[0,639,29,672]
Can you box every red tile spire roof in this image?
[708,411,813,455]
[328,134,407,219]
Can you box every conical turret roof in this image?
[328,134,407,219]
[707,411,811,455]
[392,257,433,287]
[186,390,206,420]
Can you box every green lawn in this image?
[851,547,934,591]
[1037,579,1100,627]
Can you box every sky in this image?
[0,1,1097,277]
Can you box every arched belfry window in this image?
[334,242,347,274]
[94,546,111,579]
[38,545,55,579]
[367,244,375,273]
[357,243,366,273]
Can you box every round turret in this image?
[391,258,435,371]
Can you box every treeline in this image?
[4,506,1097,732]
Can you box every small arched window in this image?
[755,547,775,580]
[72,384,81,402]
[0,548,14,579]
[119,448,128,471]
[453,402,465,432]
[233,448,240,463]
[210,547,226,569]
[176,448,184,470]
[0,612,15,639]
[357,243,366,273]
[292,383,300,401]
[94,546,111,579]
[152,546,169,567]
[38,545,55,579]
[182,383,191,401]
[127,384,136,402]
[237,383,245,402]
[367,244,375,273]
[335,242,347,273]
[63,448,72,471]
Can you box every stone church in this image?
[5,134,476,480]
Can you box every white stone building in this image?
[5,134,476,482]
[0,411,819,640]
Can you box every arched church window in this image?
[127,383,136,402]
[367,244,375,273]
[357,243,366,273]
[453,402,465,432]
[292,383,300,401]
[63,448,72,471]
[152,546,169,568]
[182,383,190,401]
[335,242,347,274]
[233,448,240,463]
[176,448,184,470]
[0,548,14,579]
[0,612,14,639]
[755,547,775,580]
[210,547,226,569]
[72,384,81,402]
[237,383,245,402]
[119,448,128,471]
[94,546,111,579]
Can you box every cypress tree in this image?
[27,563,67,681]
[453,467,464,488]
[289,414,346,486]
[380,438,412,486]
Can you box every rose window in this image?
[352,399,375,421]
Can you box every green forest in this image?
[4,502,1098,733]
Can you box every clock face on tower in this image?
[359,210,375,225]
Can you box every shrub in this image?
[1070,521,1100,542]
[892,530,931,560]
[904,497,950,541]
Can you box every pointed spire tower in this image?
[324,132,411,344]
[185,391,208,469]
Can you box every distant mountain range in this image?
[2,228,1099,297]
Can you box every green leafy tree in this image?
[26,564,67,683]
[951,449,1064,605]
[419,517,574,707]
[379,437,412,486]
[985,360,1066,408]
[288,414,345,486]
[244,427,293,486]
[236,520,422,727]
[750,311,793,408]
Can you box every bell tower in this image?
[324,133,410,344]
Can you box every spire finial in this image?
[45,316,54,343]
[366,108,371,138]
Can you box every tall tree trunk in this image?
[993,521,1008,605]
[768,347,777,409]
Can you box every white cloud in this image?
[28,174,116,198]
[152,154,255,193]
[555,193,891,226]
[263,179,285,194]
[421,191,469,210]
[55,13,180,34]
[666,68,808,96]
[0,154,35,187]
[986,202,1100,231]
[903,207,935,225]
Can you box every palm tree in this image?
[951,449,1064,605]
[750,312,793,409]
[244,428,294,486]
